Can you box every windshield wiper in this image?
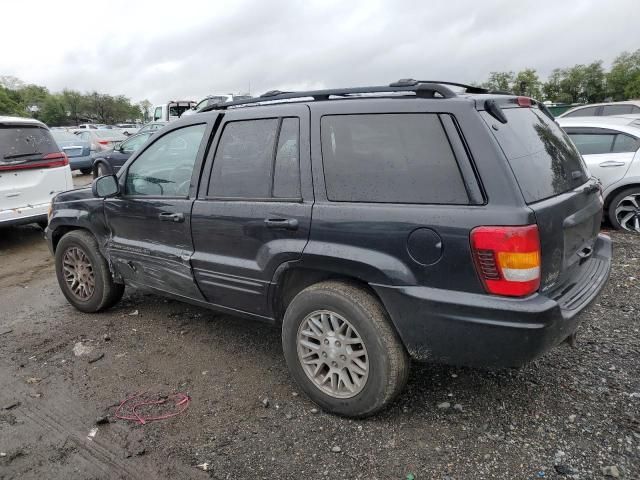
[2,152,42,160]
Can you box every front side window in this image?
[321,114,468,204]
[565,106,598,117]
[153,107,162,121]
[125,124,206,197]
[122,133,151,153]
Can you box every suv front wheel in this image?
[55,230,124,312]
[282,281,409,417]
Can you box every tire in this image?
[607,187,640,232]
[55,230,124,313]
[282,281,409,417]
[80,168,92,175]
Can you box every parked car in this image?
[558,100,640,118]
[1,116,72,228]
[182,94,253,116]
[151,101,196,122]
[76,124,108,130]
[74,129,127,153]
[138,121,168,134]
[92,131,153,177]
[558,116,640,232]
[46,81,611,417]
[115,123,141,136]
[51,130,93,174]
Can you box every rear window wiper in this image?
[2,152,42,160]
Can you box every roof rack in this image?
[200,80,462,111]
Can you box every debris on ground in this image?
[331,446,341,453]
[437,402,451,409]
[601,465,621,478]
[261,397,270,408]
[115,392,190,425]
[73,342,93,357]
[196,462,211,471]
[87,352,105,364]
[87,427,98,440]
[3,401,20,410]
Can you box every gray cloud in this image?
[2,0,639,105]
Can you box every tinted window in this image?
[209,119,278,198]
[631,106,640,114]
[321,114,468,204]
[564,106,598,117]
[273,118,301,198]
[0,126,59,161]
[602,104,633,116]
[612,133,640,153]
[482,108,588,203]
[568,133,615,155]
[126,124,206,197]
[153,107,162,121]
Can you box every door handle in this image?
[158,212,185,223]
[599,160,625,167]
[264,218,298,230]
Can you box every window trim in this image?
[319,112,476,206]
[204,116,303,202]
[120,122,208,200]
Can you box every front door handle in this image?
[264,218,298,230]
[599,160,626,167]
[158,212,185,223]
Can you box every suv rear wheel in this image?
[608,186,640,232]
[55,230,124,312]
[282,281,409,417]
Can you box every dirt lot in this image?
[0,176,638,479]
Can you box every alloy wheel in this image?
[615,193,640,232]
[62,247,95,300]
[297,310,369,399]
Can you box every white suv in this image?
[0,116,73,228]
[558,116,640,232]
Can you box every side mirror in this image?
[92,174,119,198]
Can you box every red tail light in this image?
[470,225,541,297]
[0,152,69,171]
[98,140,111,145]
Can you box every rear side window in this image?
[0,126,59,161]
[564,106,598,117]
[208,117,301,199]
[568,133,616,155]
[482,107,588,203]
[320,114,469,204]
[612,133,640,153]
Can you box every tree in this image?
[542,69,565,102]
[625,72,640,99]
[512,69,542,99]
[483,71,514,92]
[607,49,640,100]
[40,95,67,126]
[0,86,23,115]
[61,89,85,125]
[138,99,152,122]
[0,75,25,90]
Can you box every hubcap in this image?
[62,247,95,300]
[615,193,640,232]
[297,310,369,399]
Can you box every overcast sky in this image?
[2,0,639,105]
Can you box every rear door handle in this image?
[599,160,626,167]
[158,212,185,223]
[264,218,298,230]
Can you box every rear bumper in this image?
[374,234,612,368]
[68,154,93,170]
[0,202,49,227]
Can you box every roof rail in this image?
[390,79,490,94]
[200,81,458,111]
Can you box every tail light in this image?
[516,96,532,107]
[470,225,541,297]
[0,152,69,171]
[98,140,111,145]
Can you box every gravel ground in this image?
[0,182,638,479]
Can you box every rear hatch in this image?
[480,102,603,293]
[0,124,70,209]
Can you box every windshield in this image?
[51,131,78,142]
[482,107,589,203]
[94,130,126,140]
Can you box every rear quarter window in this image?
[320,114,469,204]
[482,107,589,203]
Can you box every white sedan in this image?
[558,116,640,232]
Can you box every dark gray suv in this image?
[45,81,611,417]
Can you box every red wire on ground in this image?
[115,392,190,424]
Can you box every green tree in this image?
[40,95,67,126]
[61,89,86,125]
[0,85,24,115]
[138,99,152,122]
[624,72,640,99]
[483,71,514,92]
[542,69,565,102]
[512,69,542,99]
[607,49,640,100]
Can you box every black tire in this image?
[55,230,124,313]
[607,186,640,232]
[80,168,92,175]
[282,281,409,417]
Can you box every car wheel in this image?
[282,280,409,417]
[55,230,124,312]
[608,187,640,232]
[80,168,92,175]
